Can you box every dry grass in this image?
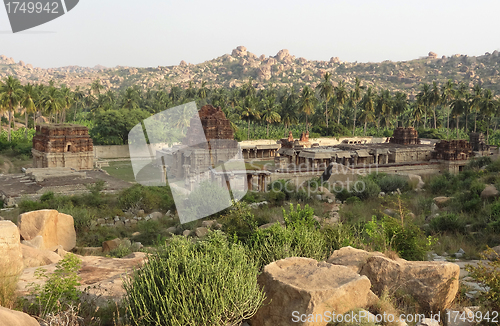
[0,262,19,310]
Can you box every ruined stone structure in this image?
[469,132,489,152]
[157,105,252,190]
[390,127,420,145]
[432,140,472,161]
[32,124,93,170]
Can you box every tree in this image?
[417,83,431,128]
[122,87,140,110]
[428,81,441,129]
[392,92,408,127]
[334,80,348,124]
[20,83,37,139]
[280,87,299,136]
[441,79,455,135]
[359,87,375,136]
[350,77,363,136]
[298,86,316,131]
[198,81,209,105]
[260,95,281,137]
[472,84,483,132]
[239,96,259,140]
[71,86,85,122]
[41,86,63,123]
[480,89,498,144]
[60,86,74,123]
[375,89,392,129]
[0,76,23,142]
[91,79,104,96]
[315,72,334,127]
[90,109,150,145]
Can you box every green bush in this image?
[321,222,365,255]
[467,156,492,170]
[430,213,466,234]
[27,254,82,317]
[373,174,409,193]
[246,204,326,268]
[428,172,459,195]
[486,159,500,173]
[123,232,265,326]
[40,191,55,202]
[465,248,500,312]
[354,177,381,200]
[119,184,175,212]
[364,216,436,260]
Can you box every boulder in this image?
[21,243,61,268]
[17,209,76,251]
[360,255,459,311]
[416,318,440,326]
[0,220,24,277]
[251,257,373,326]
[430,203,440,215]
[0,306,39,326]
[149,211,163,219]
[182,230,191,237]
[102,238,122,252]
[195,227,209,238]
[327,246,384,273]
[481,185,499,200]
[21,235,43,249]
[433,196,452,206]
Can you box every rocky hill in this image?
[2,47,500,96]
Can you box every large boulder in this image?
[433,196,452,206]
[21,244,62,268]
[251,257,374,326]
[481,185,499,200]
[360,255,459,311]
[0,306,39,326]
[0,220,24,277]
[17,209,76,251]
[327,246,384,273]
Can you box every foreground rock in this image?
[251,257,375,326]
[480,184,499,200]
[17,209,76,251]
[21,244,62,268]
[0,220,24,277]
[328,247,460,311]
[17,252,147,306]
[0,306,39,326]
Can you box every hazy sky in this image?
[1,0,499,69]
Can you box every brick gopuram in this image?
[32,124,94,170]
[389,127,420,145]
[431,140,472,161]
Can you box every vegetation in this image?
[123,232,265,326]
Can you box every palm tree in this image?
[72,86,85,122]
[441,79,455,135]
[185,81,197,99]
[480,89,498,144]
[315,72,334,127]
[280,87,299,136]
[472,84,483,132]
[122,87,140,110]
[359,87,376,136]
[375,89,392,129]
[239,95,259,139]
[392,92,408,127]
[350,77,364,135]
[20,83,37,139]
[91,79,104,96]
[0,76,23,142]
[428,81,441,129]
[450,90,466,139]
[411,101,425,127]
[60,86,74,123]
[260,95,281,137]
[298,86,316,131]
[417,83,431,128]
[41,86,63,123]
[334,80,348,124]
[198,81,209,105]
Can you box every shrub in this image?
[354,177,381,200]
[123,232,265,326]
[364,216,436,261]
[119,184,175,212]
[430,213,466,233]
[27,254,82,317]
[428,172,458,195]
[321,222,365,255]
[374,174,409,193]
[40,191,55,202]
[486,159,500,173]
[465,248,500,312]
[467,156,492,170]
[246,204,326,268]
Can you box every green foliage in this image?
[428,172,459,195]
[369,173,409,193]
[27,254,82,317]
[364,216,436,260]
[311,123,350,137]
[354,176,381,200]
[486,158,500,173]
[247,204,326,268]
[465,248,500,312]
[123,232,265,326]
[90,109,150,145]
[467,156,492,170]
[119,184,175,213]
[40,191,55,202]
[321,222,365,255]
[430,213,466,233]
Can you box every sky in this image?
[0,0,499,69]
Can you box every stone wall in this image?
[432,140,472,161]
[389,127,420,145]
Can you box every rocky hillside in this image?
[2,47,500,96]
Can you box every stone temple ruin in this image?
[32,124,94,170]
